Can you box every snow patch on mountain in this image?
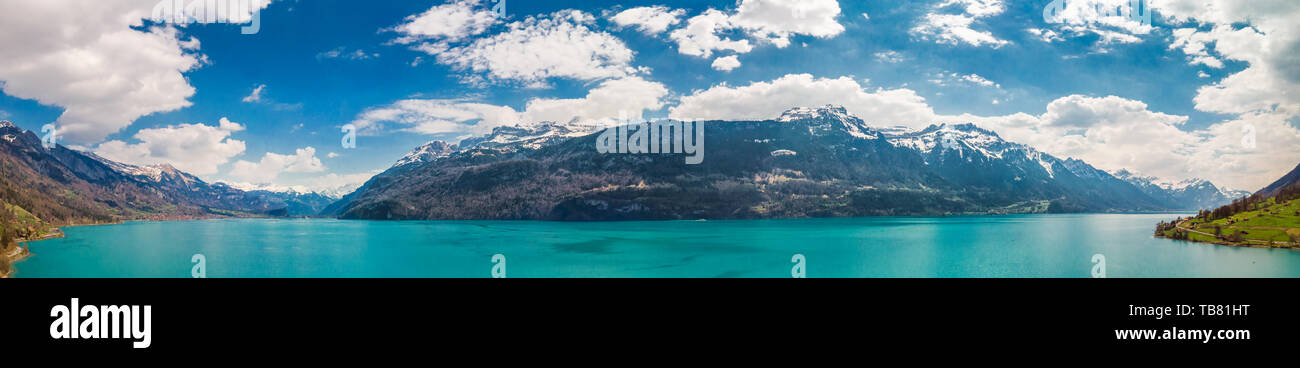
[80,150,182,183]
[393,122,592,170]
[394,140,458,168]
[777,105,880,140]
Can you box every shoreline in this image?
[1157,236,1297,249]
[1157,220,1299,250]
[1,229,63,278]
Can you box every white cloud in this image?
[228,147,327,184]
[960,73,999,87]
[874,51,905,63]
[667,0,846,61]
[1025,28,1063,43]
[729,0,846,48]
[406,10,639,86]
[0,1,273,143]
[669,74,938,128]
[316,47,379,61]
[712,55,742,71]
[931,72,1000,88]
[1168,28,1224,68]
[1152,1,1300,118]
[94,117,247,176]
[610,6,686,35]
[351,76,670,136]
[242,84,266,103]
[912,0,1009,48]
[350,100,520,137]
[968,95,1300,191]
[670,9,754,58]
[390,0,500,45]
[523,76,669,128]
[1041,0,1155,47]
[237,83,301,111]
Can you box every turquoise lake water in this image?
[14,214,1300,278]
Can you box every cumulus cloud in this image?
[668,0,845,61]
[968,95,1299,191]
[351,76,670,137]
[610,6,686,35]
[669,74,938,127]
[0,1,253,143]
[391,0,501,45]
[1153,1,1300,118]
[351,100,520,137]
[912,0,1009,48]
[395,8,639,87]
[729,0,846,48]
[228,147,327,184]
[94,117,247,176]
[712,55,742,71]
[670,9,755,58]
[1039,0,1157,48]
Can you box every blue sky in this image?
[0,0,1297,193]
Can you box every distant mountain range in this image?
[1,109,1254,224]
[0,120,334,226]
[324,106,1248,220]
[1110,169,1251,211]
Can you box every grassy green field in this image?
[3,203,59,241]
[2,203,51,277]
[1161,197,1300,248]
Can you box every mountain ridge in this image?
[0,120,332,221]
[327,106,1241,220]
[1256,163,1300,198]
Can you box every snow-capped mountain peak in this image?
[394,140,458,167]
[775,105,879,140]
[886,123,1014,160]
[1109,168,1246,209]
[1110,169,1216,192]
[461,122,589,151]
[777,105,852,122]
[393,122,591,169]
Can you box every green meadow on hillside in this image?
[1158,197,1300,248]
[1,202,60,277]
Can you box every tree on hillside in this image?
[0,205,13,250]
